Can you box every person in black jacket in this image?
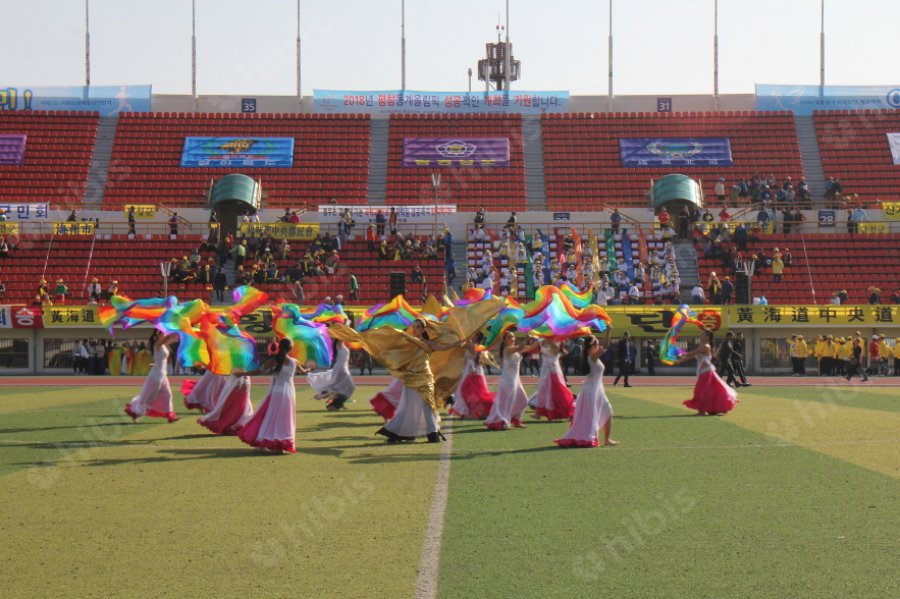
[212,267,227,302]
[717,332,739,387]
[731,332,750,387]
[612,332,634,387]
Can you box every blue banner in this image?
[313,89,568,115]
[619,138,733,167]
[0,85,151,115]
[180,137,295,168]
[755,84,900,115]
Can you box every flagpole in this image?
[191,0,197,105]
[297,0,302,109]
[713,0,719,109]
[401,0,406,91]
[85,0,91,87]
[608,0,613,111]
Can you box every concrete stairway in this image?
[522,115,547,210]
[794,115,826,201]
[83,115,119,206]
[673,238,700,303]
[366,117,390,204]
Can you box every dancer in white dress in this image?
[485,331,539,430]
[556,330,618,447]
[182,368,228,414]
[124,331,179,423]
[235,338,309,453]
[308,341,356,410]
[369,377,404,421]
[449,336,495,420]
[529,339,575,421]
[198,374,254,436]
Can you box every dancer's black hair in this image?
[274,338,293,373]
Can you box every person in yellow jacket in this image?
[835,338,851,377]
[814,336,827,376]
[877,335,891,376]
[789,334,810,376]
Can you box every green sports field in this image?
[0,382,897,599]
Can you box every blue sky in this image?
[1,0,898,95]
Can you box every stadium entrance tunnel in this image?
[651,173,704,214]
[209,173,261,232]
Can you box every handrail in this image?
[80,234,97,300]
[156,204,193,232]
[40,232,54,282]
[798,232,817,305]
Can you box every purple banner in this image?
[0,134,26,166]
[402,137,510,167]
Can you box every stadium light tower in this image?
[297,0,302,108]
[191,0,197,104]
[84,0,90,87]
[820,0,825,91]
[477,23,520,92]
[401,0,406,91]
[713,0,719,109]
[608,0,613,111]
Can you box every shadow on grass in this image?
[615,413,697,420]
[0,422,127,434]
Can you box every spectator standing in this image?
[715,177,726,202]
[292,280,305,305]
[348,272,359,301]
[691,284,706,304]
[612,332,634,387]
[127,206,136,237]
[213,268,227,302]
[388,207,398,236]
[772,255,784,283]
[375,210,386,237]
[610,209,622,233]
[168,213,179,237]
[721,277,734,304]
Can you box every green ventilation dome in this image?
[651,174,704,213]
[209,174,261,212]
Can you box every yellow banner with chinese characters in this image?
[0,222,19,235]
[124,204,157,219]
[856,222,889,234]
[240,222,319,240]
[600,306,726,336]
[881,202,900,220]
[726,304,898,328]
[53,222,95,235]
[42,305,101,327]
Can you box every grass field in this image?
[0,381,897,599]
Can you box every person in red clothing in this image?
[658,206,671,228]
[867,335,880,375]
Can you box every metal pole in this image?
[191,0,197,101]
[713,0,719,109]
[401,0,406,91]
[504,0,511,92]
[297,0,303,108]
[819,0,825,90]
[85,0,90,87]
[468,68,472,93]
[608,0,613,111]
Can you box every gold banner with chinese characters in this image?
[856,222,889,234]
[240,222,319,240]
[124,204,157,219]
[726,305,898,328]
[0,222,20,235]
[881,202,900,220]
[42,305,101,327]
[52,222,95,235]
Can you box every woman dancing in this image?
[677,328,738,415]
[308,340,356,411]
[485,330,539,430]
[369,376,403,422]
[530,338,575,421]
[124,331,179,423]
[234,338,308,453]
[181,368,227,414]
[450,333,496,420]
[556,330,618,447]
[197,373,254,436]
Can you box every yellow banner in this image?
[124,204,157,219]
[726,305,898,328]
[42,305,100,327]
[882,202,900,220]
[0,222,19,235]
[53,222,95,235]
[856,222,889,234]
[240,222,319,240]
[601,306,726,336]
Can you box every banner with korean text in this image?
[240,222,319,240]
[0,85,151,115]
[181,137,295,168]
[403,138,509,167]
[0,134,26,166]
[313,89,568,115]
[756,84,900,115]
[882,201,900,220]
[124,205,157,219]
[318,205,456,219]
[619,138,734,167]
[0,203,49,221]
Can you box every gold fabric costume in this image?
[329,299,503,414]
